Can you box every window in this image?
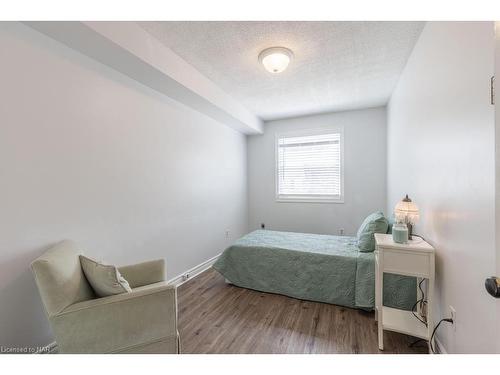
[276,129,343,203]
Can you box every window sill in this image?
[276,197,344,204]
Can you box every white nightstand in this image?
[374,233,435,351]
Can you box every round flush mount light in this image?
[258,47,293,74]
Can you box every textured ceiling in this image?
[139,21,424,121]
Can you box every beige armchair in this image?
[31,240,180,354]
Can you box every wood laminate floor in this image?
[177,268,428,354]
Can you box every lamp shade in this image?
[394,194,419,224]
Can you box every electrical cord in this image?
[411,278,428,326]
[411,233,426,241]
[418,279,427,312]
[401,232,452,354]
[408,338,426,348]
[430,318,453,354]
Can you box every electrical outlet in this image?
[449,305,456,332]
[225,230,230,239]
[339,228,345,236]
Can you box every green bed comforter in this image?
[213,230,416,310]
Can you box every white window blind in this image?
[276,131,343,202]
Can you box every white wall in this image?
[387,21,496,353]
[248,107,387,236]
[495,22,500,354]
[0,22,248,348]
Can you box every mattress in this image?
[213,230,416,310]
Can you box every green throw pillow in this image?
[357,211,389,252]
[386,216,395,234]
[80,255,132,297]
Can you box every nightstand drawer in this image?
[380,248,431,277]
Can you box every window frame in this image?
[274,127,344,204]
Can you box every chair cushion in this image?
[80,255,132,297]
[357,212,389,252]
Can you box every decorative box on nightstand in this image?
[374,233,435,351]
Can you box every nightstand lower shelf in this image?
[381,306,428,340]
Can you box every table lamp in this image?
[394,194,419,240]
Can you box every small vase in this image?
[392,223,408,244]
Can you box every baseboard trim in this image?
[167,253,221,287]
[434,337,448,354]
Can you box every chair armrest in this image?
[118,259,165,288]
[50,282,177,353]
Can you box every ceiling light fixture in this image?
[258,47,293,74]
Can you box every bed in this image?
[213,229,416,310]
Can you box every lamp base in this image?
[407,223,413,240]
